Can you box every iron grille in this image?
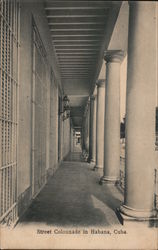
[32,20,47,196]
[0,0,20,226]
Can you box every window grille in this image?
[32,20,47,196]
[0,0,20,226]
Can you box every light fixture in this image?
[63,95,70,110]
[62,95,70,120]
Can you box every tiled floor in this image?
[18,153,123,227]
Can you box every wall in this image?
[18,1,61,215]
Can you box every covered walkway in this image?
[19,153,123,227]
[0,3,158,249]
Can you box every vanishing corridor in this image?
[0,0,157,233]
[18,153,123,227]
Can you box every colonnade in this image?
[82,2,157,223]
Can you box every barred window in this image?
[0,0,20,226]
[31,19,48,196]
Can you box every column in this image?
[94,80,105,170]
[118,2,157,221]
[85,101,90,156]
[82,101,90,159]
[100,50,125,184]
[70,122,74,152]
[88,95,96,164]
[91,95,97,164]
[81,123,85,153]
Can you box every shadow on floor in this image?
[19,153,123,227]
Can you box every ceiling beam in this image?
[55,49,99,53]
[54,45,100,48]
[61,73,91,75]
[58,55,97,57]
[60,71,92,73]
[59,67,93,69]
[59,64,95,67]
[58,59,95,61]
[45,7,109,10]
[46,8,107,16]
[49,22,105,26]
[47,17,107,23]
[58,62,95,65]
[58,63,94,65]
[60,66,93,68]
[58,57,96,61]
[52,36,103,41]
[69,95,89,97]
[60,68,92,70]
[61,75,92,77]
[56,50,97,53]
[45,1,112,8]
[58,55,97,58]
[60,70,93,75]
[50,29,104,32]
[58,57,96,60]
[51,34,104,37]
[47,15,106,18]
[61,75,90,77]
[59,63,94,66]
[51,31,104,36]
[61,77,90,79]
[60,68,92,71]
[49,24,105,29]
[53,40,101,44]
[56,48,99,50]
[61,74,92,76]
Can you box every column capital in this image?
[104,50,126,63]
[96,79,105,88]
[128,1,146,7]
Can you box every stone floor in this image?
[18,152,123,227]
[64,151,84,162]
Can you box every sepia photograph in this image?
[0,0,158,249]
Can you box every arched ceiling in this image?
[44,0,122,127]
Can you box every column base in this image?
[92,165,103,171]
[89,159,96,166]
[83,153,89,161]
[99,176,119,185]
[87,157,95,164]
[116,205,158,226]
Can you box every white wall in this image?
[18,1,61,197]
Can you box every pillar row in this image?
[100,50,125,184]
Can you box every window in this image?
[0,0,20,226]
[31,19,48,196]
